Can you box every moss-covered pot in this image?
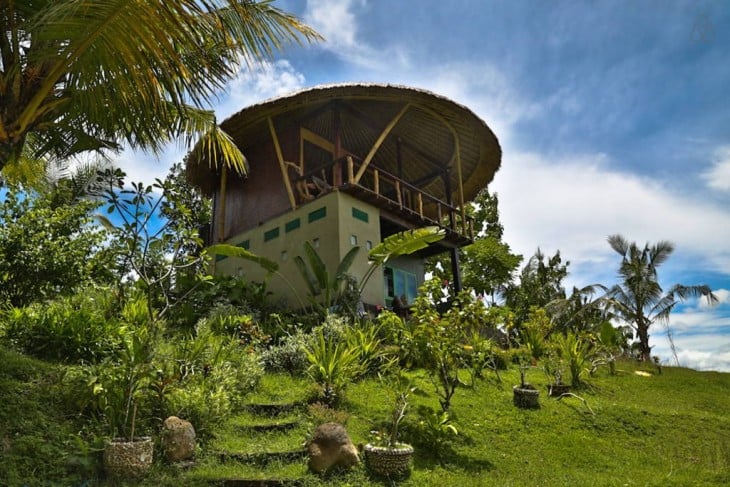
[547,383,571,397]
[103,437,153,479]
[364,443,413,476]
[513,384,540,409]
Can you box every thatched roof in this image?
[186,83,501,200]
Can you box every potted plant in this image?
[364,372,415,477]
[513,350,540,409]
[543,351,570,397]
[98,328,156,479]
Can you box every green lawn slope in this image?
[2,345,728,486]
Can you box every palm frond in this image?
[293,255,321,298]
[207,243,278,274]
[368,226,445,266]
[2,0,320,167]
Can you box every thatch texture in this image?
[186,83,501,201]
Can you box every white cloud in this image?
[645,294,730,371]
[490,151,730,278]
[701,146,730,191]
[700,288,730,308]
[114,143,184,188]
[304,0,362,50]
[653,331,730,372]
[217,60,306,119]
[303,0,410,72]
[113,60,308,182]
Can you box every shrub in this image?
[304,327,362,406]
[551,331,594,387]
[306,402,350,426]
[405,407,459,459]
[1,288,124,363]
[261,328,310,374]
[345,320,395,377]
[165,376,233,437]
[411,281,487,411]
[158,329,264,436]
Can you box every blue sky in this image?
[119,0,730,371]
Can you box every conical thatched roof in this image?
[187,83,501,200]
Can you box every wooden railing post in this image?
[347,156,354,183]
[374,170,380,195]
[417,193,423,217]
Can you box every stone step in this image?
[236,420,301,433]
[244,402,305,416]
[214,479,303,487]
[216,449,307,465]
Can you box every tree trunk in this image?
[637,323,651,362]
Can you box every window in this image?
[308,206,327,223]
[281,250,288,261]
[352,207,369,223]
[285,218,300,232]
[350,234,358,246]
[366,240,373,250]
[237,239,250,249]
[264,227,280,242]
[312,238,320,249]
[384,267,418,306]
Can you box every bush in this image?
[158,326,264,435]
[305,327,362,406]
[345,320,395,377]
[261,328,310,374]
[164,369,234,438]
[306,402,350,427]
[1,288,124,363]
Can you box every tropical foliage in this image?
[0,0,320,168]
[0,182,112,307]
[605,234,717,361]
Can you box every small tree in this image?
[94,164,212,322]
[605,235,717,361]
[0,182,111,307]
[505,248,569,326]
[411,279,487,412]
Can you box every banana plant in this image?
[359,226,445,294]
[294,242,360,313]
[207,243,305,309]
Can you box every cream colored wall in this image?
[335,192,383,306]
[214,191,385,308]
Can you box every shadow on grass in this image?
[412,448,495,473]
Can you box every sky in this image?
[119,0,730,372]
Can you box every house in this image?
[186,83,501,309]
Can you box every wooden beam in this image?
[300,127,335,153]
[340,101,446,171]
[268,117,297,210]
[454,138,467,235]
[217,165,228,242]
[353,103,411,185]
[346,156,354,183]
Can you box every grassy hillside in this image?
[1,345,728,486]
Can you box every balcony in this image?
[295,156,474,247]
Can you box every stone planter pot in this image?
[513,384,540,409]
[363,443,414,476]
[103,437,154,479]
[547,383,571,397]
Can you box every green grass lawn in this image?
[2,345,729,486]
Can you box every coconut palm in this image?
[605,234,717,361]
[0,0,320,170]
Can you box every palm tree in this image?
[0,1,320,170]
[605,234,717,361]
